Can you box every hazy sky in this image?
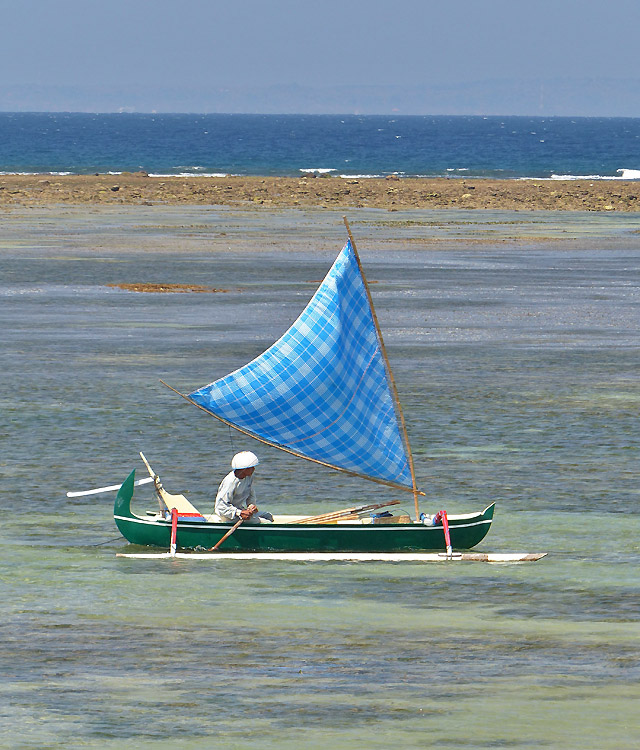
[2,0,639,113]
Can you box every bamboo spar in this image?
[294,499,401,525]
[160,380,425,498]
[343,216,422,520]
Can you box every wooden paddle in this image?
[208,517,245,551]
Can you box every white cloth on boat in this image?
[214,470,272,523]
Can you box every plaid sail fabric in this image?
[189,241,413,488]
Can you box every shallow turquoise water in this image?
[0,207,638,749]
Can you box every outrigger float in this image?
[107,220,545,564]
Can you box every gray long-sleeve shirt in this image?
[214,471,256,521]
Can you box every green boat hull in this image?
[114,471,495,553]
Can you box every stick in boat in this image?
[139,451,157,479]
[294,499,401,524]
[139,451,170,513]
[66,476,153,498]
[296,501,400,525]
[208,517,245,551]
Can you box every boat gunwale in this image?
[114,513,494,532]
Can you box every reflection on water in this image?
[0,207,638,749]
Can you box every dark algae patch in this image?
[107,282,231,293]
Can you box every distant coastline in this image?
[1,173,640,212]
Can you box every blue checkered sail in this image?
[188,241,413,488]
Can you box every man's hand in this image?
[239,504,258,520]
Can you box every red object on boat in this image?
[434,510,452,555]
[170,508,178,555]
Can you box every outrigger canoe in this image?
[114,469,496,553]
[112,220,540,559]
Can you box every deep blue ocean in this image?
[1,112,639,179]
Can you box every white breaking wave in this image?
[339,174,383,179]
[548,169,640,181]
[618,168,640,179]
[0,171,72,176]
[147,172,231,178]
[106,168,225,177]
[550,174,612,180]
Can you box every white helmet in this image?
[231,451,260,470]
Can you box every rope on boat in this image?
[87,536,124,547]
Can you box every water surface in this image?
[1,113,640,178]
[1,207,638,749]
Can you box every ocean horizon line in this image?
[3,110,640,119]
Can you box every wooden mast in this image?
[342,216,421,520]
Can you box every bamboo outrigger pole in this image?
[343,216,422,520]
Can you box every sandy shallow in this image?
[2,173,640,212]
[2,204,639,267]
[3,203,640,263]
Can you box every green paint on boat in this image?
[115,470,494,553]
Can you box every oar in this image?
[208,517,245,551]
[67,476,153,497]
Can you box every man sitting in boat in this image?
[214,451,273,523]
